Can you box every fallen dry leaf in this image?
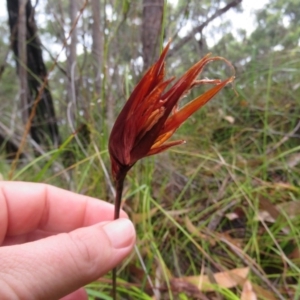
[286,153,300,168]
[225,212,239,220]
[218,231,243,248]
[258,197,281,221]
[218,108,235,123]
[257,199,300,235]
[182,267,249,292]
[241,280,257,300]
[289,245,300,260]
[224,115,235,124]
[252,283,277,300]
[277,201,300,219]
[258,200,300,223]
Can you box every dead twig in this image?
[266,120,300,154]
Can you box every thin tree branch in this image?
[266,120,300,154]
[168,0,243,57]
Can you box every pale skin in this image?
[0,181,136,300]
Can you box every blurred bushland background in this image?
[1,0,300,299]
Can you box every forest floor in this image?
[2,51,300,300]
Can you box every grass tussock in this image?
[2,49,300,300]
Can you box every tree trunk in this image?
[18,0,28,124]
[142,0,164,71]
[91,0,102,97]
[7,0,61,149]
[66,0,78,128]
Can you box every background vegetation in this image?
[1,0,300,299]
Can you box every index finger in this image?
[0,181,123,238]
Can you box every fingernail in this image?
[102,219,135,249]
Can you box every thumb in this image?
[0,218,135,300]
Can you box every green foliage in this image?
[1,0,300,299]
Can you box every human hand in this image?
[0,181,136,300]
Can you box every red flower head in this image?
[109,41,234,182]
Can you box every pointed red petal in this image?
[130,55,215,160]
[161,77,234,135]
[128,40,171,114]
[147,140,185,156]
[134,78,173,131]
[161,54,212,102]
[151,129,176,149]
[109,41,172,167]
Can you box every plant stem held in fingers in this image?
[112,176,125,299]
